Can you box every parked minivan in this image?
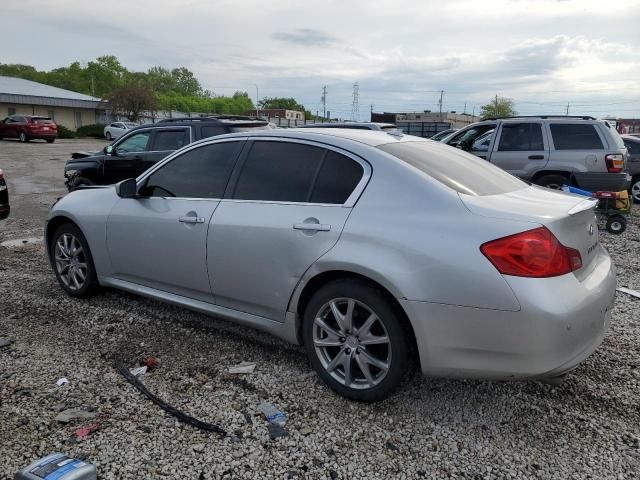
[443,116,629,191]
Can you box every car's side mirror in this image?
[105,145,114,155]
[116,178,138,198]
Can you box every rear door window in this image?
[143,141,243,198]
[310,151,364,204]
[378,141,527,196]
[549,124,604,150]
[152,129,189,151]
[498,123,544,151]
[233,141,325,202]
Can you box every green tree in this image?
[258,97,306,111]
[109,83,157,122]
[480,96,517,119]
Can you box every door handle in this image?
[179,216,205,224]
[528,155,545,160]
[293,223,331,232]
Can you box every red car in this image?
[0,115,58,143]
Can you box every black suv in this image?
[64,116,270,190]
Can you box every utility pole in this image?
[565,102,570,115]
[463,102,467,114]
[438,90,444,121]
[495,94,499,110]
[351,82,359,121]
[251,84,259,118]
[370,104,373,121]
[321,86,327,120]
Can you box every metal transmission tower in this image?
[351,82,360,121]
[321,86,327,120]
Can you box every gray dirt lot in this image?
[1,139,639,479]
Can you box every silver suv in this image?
[442,116,629,191]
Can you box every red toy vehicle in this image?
[0,115,58,143]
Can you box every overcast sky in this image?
[3,0,639,119]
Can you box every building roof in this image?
[0,76,105,109]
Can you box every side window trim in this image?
[222,137,372,208]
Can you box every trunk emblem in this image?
[588,223,594,236]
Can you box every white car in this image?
[104,122,138,141]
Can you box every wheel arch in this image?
[290,269,420,366]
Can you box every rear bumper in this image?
[401,247,616,379]
[572,172,630,192]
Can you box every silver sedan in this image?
[45,129,616,401]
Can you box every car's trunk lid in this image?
[460,186,600,276]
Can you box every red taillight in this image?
[605,153,624,173]
[480,227,582,278]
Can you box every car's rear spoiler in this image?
[567,198,598,215]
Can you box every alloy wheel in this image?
[54,233,88,291]
[631,180,640,203]
[312,298,392,390]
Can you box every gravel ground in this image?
[1,140,639,479]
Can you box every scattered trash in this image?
[15,453,97,480]
[0,237,43,248]
[73,422,100,440]
[260,402,287,426]
[260,402,288,439]
[142,356,159,370]
[55,408,98,424]
[0,337,15,348]
[617,287,640,299]
[228,362,256,374]
[56,377,69,387]
[129,366,148,377]
[267,422,289,439]
[114,355,226,435]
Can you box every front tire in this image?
[606,215,627,235]
[302,279,409,402]
[105,132,112,141]
[534,174,568,190]
[50,223,98,297]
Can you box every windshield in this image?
[31,117,53,124]
[378,141,527,196]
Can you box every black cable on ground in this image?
[114,356,226,436]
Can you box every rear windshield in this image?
[31,117,53,124]
[378,141,527,196]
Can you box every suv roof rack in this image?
[485,115,596,121]
[158,115,261,123]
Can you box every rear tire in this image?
[19,131,28,143]
[302,279,409,402]
[46,138,55,144]
[50,223,99,298]
[606,215,627,234]
[630,176,640,204]
[534,174,568,190]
